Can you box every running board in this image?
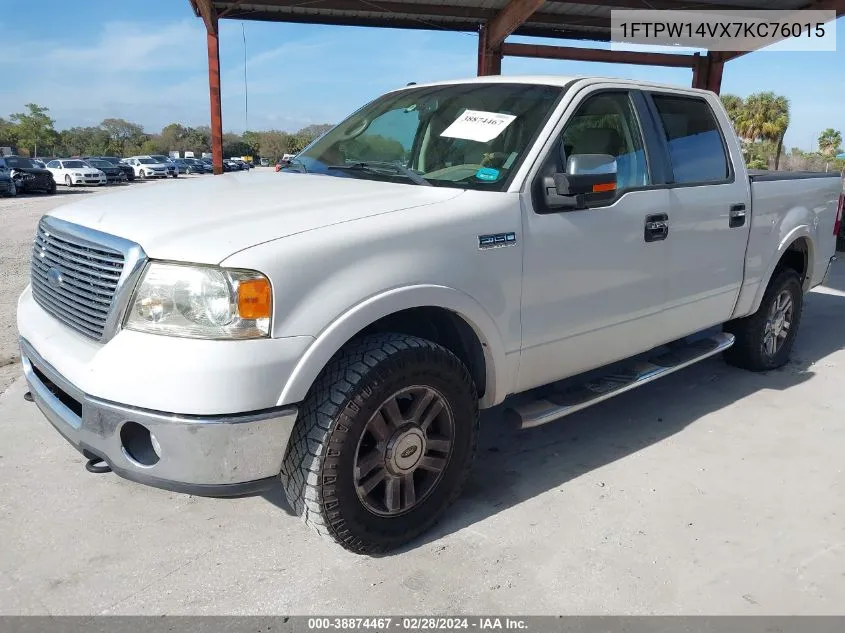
[505,332,735,430]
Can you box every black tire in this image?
[64,175,73,188]
[723,268,803,371]
[138,170,145,180]
[836,234,845,253]
[47,180,56,195]
[7,181,16,197]
[282,333,478,554]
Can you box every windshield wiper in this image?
[327,162,431,186]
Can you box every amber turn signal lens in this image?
[237,278,272,319]
[592,182,616,193]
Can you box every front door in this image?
[517,88,671,393]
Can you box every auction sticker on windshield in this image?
[440,110,517,143]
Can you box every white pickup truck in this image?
[18,76,844,554]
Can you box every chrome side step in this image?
[505,332,735,430]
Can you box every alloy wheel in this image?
[354,385,454,516]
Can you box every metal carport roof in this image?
[188,0,845,173]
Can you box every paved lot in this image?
[1,182,844,614]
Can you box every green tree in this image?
[242,130,261,156]
[297,124,333,143]
[222,139,252,158]
[0,117,19,147]
[99,118,145,156]
[58,127,111,156]
[257,130,291,161]
[818,128,842,156]
[10,103,57,157]
[160,123,189,153]
[737,92,790,170]
[720,94,744,134]
[140,138,166,155]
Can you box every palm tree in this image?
[818,128,842,156]
[739,92,790,170]
[720,94,744,134]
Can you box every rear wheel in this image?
[282,333,478,554]
[723,268,803,371]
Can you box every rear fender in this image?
[747,225,814,316]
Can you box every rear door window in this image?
[650,94,730,184]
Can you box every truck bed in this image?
[748,170,842,182]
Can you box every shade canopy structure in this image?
[188,0,845,173]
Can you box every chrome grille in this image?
[31,220,125,340]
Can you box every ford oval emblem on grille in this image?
[47,267,63,286]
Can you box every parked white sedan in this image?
[46,159,107,187]
[124,156,170,179]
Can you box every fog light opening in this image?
[120,421,161,467]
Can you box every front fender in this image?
[276,284,509,409]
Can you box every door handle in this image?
[729,203,746,228]
[644,213,669,242]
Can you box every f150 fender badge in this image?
[478,232,516,249]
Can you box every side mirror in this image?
[542,153,618,210]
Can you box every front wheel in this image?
[724,268,803,371]
[47,180,56,195]
[64,175,73,187]
[6,181,16,197]
[282,333,478,554]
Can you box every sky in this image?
[1,1,842,151]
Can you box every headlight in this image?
[124,263,272,339]
[73,172,82,176]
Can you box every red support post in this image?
[207,23,224,175]
[477,24,503,76]
[691,52,723,95]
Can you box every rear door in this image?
[643,91,751,340]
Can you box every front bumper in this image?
[71,176,106,185]
[21,337,298,496]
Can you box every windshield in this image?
[292,82,563,190]
[89,160,110,168]
[138,158,155,164]
[151,155,169,162]
[63,160,87,168]
[5,157,36,169]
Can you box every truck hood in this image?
[48,170,464,262]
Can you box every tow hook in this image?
[85,458,112,474]
[24,391,33,402]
